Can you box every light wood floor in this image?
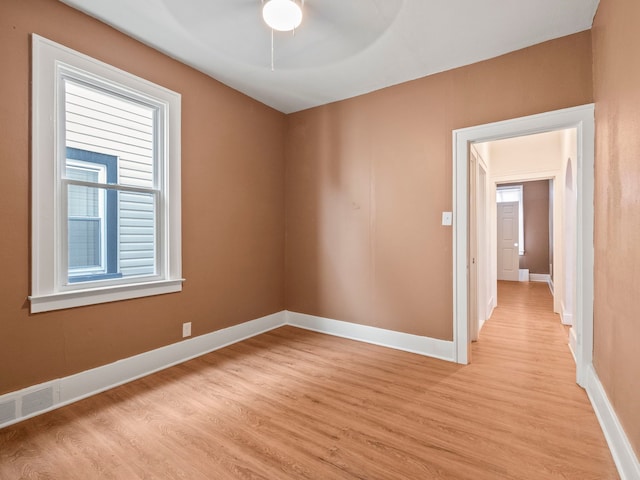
[0,282,618,479]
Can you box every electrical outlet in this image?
[182,322,192,338]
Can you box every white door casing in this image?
[469,150,478,345]
[469,148,490,342]
[452,104,595,388]
[477,164,488,334]
[497,201,520,281]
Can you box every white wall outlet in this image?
[182,322,192,338]
[442,211,453,226]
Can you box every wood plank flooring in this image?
[0,281,618,479]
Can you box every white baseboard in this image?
[529,273,551,283]
[487,297,496,319]
[529,273,554,296]
[586,365,640,480]
[478,317,486,334]
[0,311,286,429]
[560,301,573,326]
[286,311,455,362]
[0,310,457,429]
[568,328,577,364]
[519,269,530,282]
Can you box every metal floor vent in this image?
[22,386,54,417]
[0,399,17,424]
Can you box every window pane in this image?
[119,191,156,277]
[63,80,158,284]
[496,189,520,203]
[67,185,158,281]
[66,166,99,182]
[68,183,99,217]
[65,80,155,189]
[68,218,101,269]
[68,183,105,279]
[66,164,102,217]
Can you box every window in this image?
[66,148,121,282]
[496,185,524,255]
[30,35,183,313]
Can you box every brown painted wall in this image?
[503,181,551,274]
[523,180,551,275]
[592,0,640,457]
[285,32,593,340]
[0,0,285,395]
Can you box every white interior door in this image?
[469,149,489,342]
[497,201,520,281]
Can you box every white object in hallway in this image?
[497,201,520,281]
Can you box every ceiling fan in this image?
[160,0,404,71]
[261,0,303,33]
[261,0,304,70]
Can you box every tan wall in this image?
[592,0,640,457]
[0,0,286,395]
[285,32,593,340]
[520,181,551,274]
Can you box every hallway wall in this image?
[592,0,640,457]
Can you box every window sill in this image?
[29,279,185,313]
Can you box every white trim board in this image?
[452,104,595,389]
[568,329,577,363]
[586,366,640,480]
[561,311,573,326]
[529,273,551,282]
[286,311,455,362]
[0,311,286,429]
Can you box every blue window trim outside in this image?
[66,147,122,283]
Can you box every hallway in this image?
[475,280,570,366]
[468,280,618,477]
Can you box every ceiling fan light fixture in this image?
[262,0,302,32]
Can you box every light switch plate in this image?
[442,212,452,226]
[182,322,192,338]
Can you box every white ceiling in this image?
[59,0,600,114]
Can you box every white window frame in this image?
[30,34,183,313]
[66,159,108,277]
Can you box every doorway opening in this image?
[452,104,594,387]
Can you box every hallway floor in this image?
[473,280,580,384]
[466,280,619,478]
